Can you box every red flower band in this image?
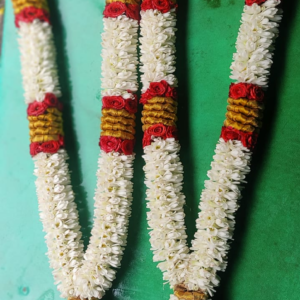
[103,3,140,21]
[30,136,65,156]
[141,0,178,13]
[140,80,177,104]
[27,94,63,116]
[229,82,265,101]
[15,7,50,28]
[143,124,178,147]
[102,96,137,114]
[245,0,267,6]
[220,126,258,150]
[99,136,135,155]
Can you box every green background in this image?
[0,0,300,299]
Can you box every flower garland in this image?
[12,0,140,299]
[139,0,282,299]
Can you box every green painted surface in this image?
[0,0,300,299]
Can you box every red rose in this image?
[143,132,152,148]
[15,7,50,28]
[165,86,177,99]
[41,141,61,153]
[121,139,135,155]
[166,126,178,139]
[148,80,169,97]
[126,4,140,21]
[147,124,167,137]
[141,0,154,11]
[44,93,59,107]
[245,0,267,6]
[229,83,249,99]
[30,142,42,156]
[248,84,264,101]
[152,0,171,13]
[140,91,152,104]
[220,126,241,142]
[27,101,48,116]
[99,136,121,153]
[103,2,127,18]
[241,132,258,150]
[102,96,125,110]
[124,98,138,114]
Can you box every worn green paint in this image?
[0,0,300,299]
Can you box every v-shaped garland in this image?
[12,0,141,299]
[139,0,282,299]
[11,0,283,299]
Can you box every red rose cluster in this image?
[140,80,177,104]
[102,96,138,114]
[99,136,135,155]
[222,82,265,150]
[30,135,65,156]
[245,0,267,6]
[28,94,64,157]
[229,82,265,101]
[103,2,140,21]
[141,0,178,13]
[221,126,258,150]
[15,7,50,28]
[143,124,178,147]
[27,93,63,116]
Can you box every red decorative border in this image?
[27,94,63,116]
[245,0,267,6]
[99,136,135,155]
[102,95,138,114]
[30,135,65,156]
[15,7,50,28]
[140,80,177,104]
[103,3,140,21]
[220,126,258,150]
[141,0,178,13]
[229,82,265,101]
[142,124,178,147]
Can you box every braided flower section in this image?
[13,0,140,299]
[140,0,282,299]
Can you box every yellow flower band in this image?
[101,122,136,135]
[101,115,136,127]
[224,119,259,133]
[28,107,63,143]
[102,108,136,120]
[227,104,263,119]
[101,130,135,140]
[225,111,262,128]
[227,97,265,109]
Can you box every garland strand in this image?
[12,0,140,299]
[139,0,282,299]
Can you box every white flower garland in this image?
[140,1,282,299]
[19,20,61,103]
[101,15,139,97]
[140,9,178,92]
[17,11,139,300]
[230,0,283,87]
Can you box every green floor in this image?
[1,0,300,299]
